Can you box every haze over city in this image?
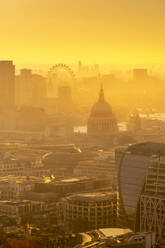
[0,0,165,248]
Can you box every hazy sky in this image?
[1,0,165,64]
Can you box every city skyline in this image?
[0,1,165,247]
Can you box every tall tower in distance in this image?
[57,86,73,113]
[19,69,33,106]
[0,61,15,108]
[78,60,82,74]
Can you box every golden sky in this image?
[1,0,165,64]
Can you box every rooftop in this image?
[0,175,44,184]
[50,176,105,186]
[127,142,165,156]
[99,228,133,238]
[0,200,37,206]
[66,192,116,202]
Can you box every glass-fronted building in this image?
[118,142,165,230]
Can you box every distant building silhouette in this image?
[16,69,33,106]
[133,69,148,80]
[127,110,141,133]
[32,74,47,107]
[78,60,82,74]
[0,61,15,108]
[15,69,47,107]
[78,61,100,77]
[57,86,73,113]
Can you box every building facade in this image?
[62,192,117,230]
[74,152,117,186]
[0,200,45,220]
[0,155,50,177]
[0,61,15,108]
[118,142,165,230]
[0,176,37,200]
[140,155,165,240]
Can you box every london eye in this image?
[47,63,75,97]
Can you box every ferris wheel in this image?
[47,64,75,97]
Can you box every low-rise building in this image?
[0,154,50,177]
[0,176,44,200]
[74,151,117,186]
[0,200,45,219]
[35,176,111,196]
[62,192,117,230]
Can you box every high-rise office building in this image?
[32,74,47,107]
[0,61,15,108]
[16,70,47,107]
[140,155,165,240]
[19,69,32,106]
[118,142,165,231]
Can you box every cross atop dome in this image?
[99,83,104,102]
[90,84,112,117]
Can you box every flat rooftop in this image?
[67,192,116,202]
[0,175,44,184]
[51,176,104,185]
[0,200,34,206]
[127,142,165,156]
[99,228,133,238]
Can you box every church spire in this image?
[99,83,104,102]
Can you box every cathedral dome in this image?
[90,85,112,117]
[87,84,118,137]
[91,101,112,117]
